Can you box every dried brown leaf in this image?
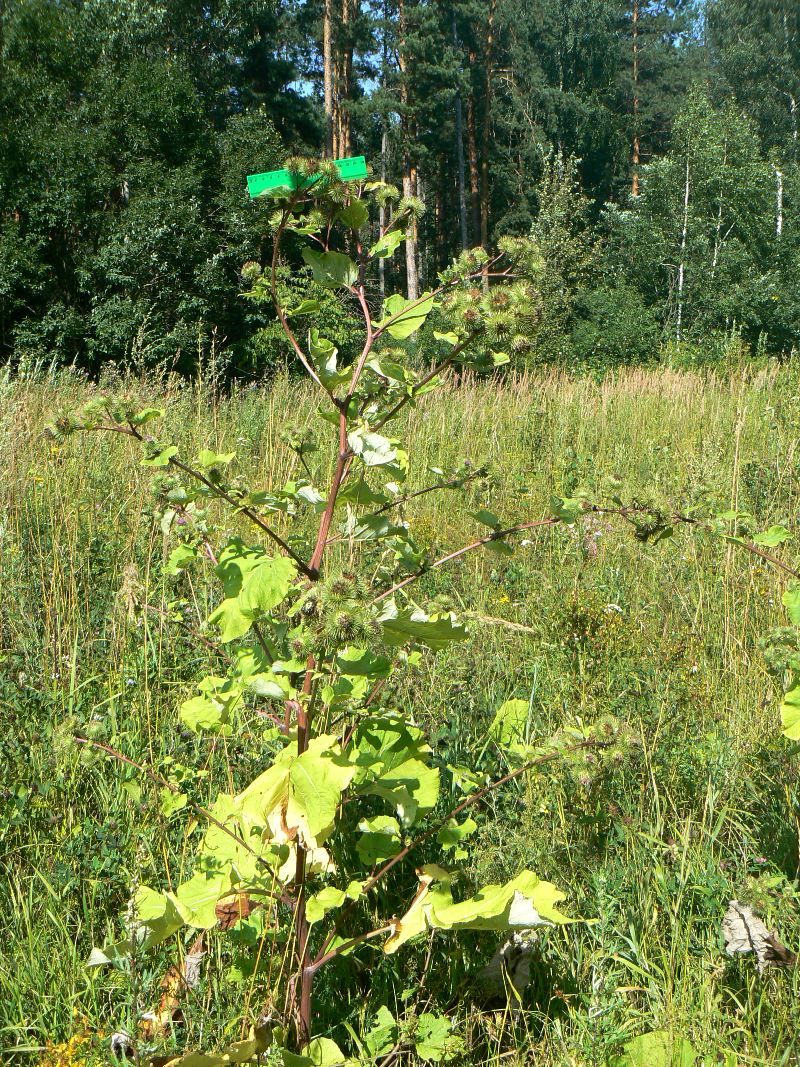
[722,899,796,974]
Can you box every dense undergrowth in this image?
[2,364,800,1065]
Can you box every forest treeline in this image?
[0,0,798,374]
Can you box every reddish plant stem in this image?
[731,538,800,579]
[269,209,325,391]
[589,505,800,579]
[347,283,376,395]
[290,411,353,1041]
[279,213,377,1042]
[308,925,392,974]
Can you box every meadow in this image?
[2,363,800,1066]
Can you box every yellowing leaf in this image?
[780,682,800,739]
[384,865,453,954]
[180,694,233,733]
[282,1037,348,1067]
[87,886,188,966]
[237,735,356,850]
[175,869,236,929]
[161,1019,274,1066]
[384,867,576,954]
[141,444,178,468]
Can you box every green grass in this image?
[2,363,800,1065]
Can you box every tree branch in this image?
[87,422,315,578]
[374,516,559,602]
[74,738,284,898]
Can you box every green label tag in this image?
[247,156,367,199]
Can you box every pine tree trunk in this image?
[453,13,468,250]
[632,0,640,196]
[480,0,497,272]
[403,164,419,300]
[378,0,389,299]
[338,0,354,157]
[466,69,481,243]
[378,124,388,298]
[416,168,425,289]
[398,0,419,300]
[435,156,446,267]
[323,0,334,157]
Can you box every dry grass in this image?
[2,362,800,1064]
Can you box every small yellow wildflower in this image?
[37,1032,92,1067]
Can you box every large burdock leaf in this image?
[347,427,397,468]
[357,815,402,865]
[301,247,358,288]
[169,740,356,934]
[353,715,440,827]
[175,869,236,930]
[157,1018,275,1066]
[384,865,576,955]
[608,1031,697,1067]
[237,734,356,850]
[377,599,468,650]
[209,551,296,643]
[87,885,189,966]
[375,292,435,339]
[135,886,188,946]
[383,866,454,954]
[489,699,529,745]
[780,681,800,739]
[282,1037,349,1066]
[369,229,405,259]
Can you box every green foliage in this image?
[0,1,294,371]
[604,87,800,355]
[8,361,800,1063]
[53,168,608,1063]
[570,281,661,368]
[609,1030,698,1067]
